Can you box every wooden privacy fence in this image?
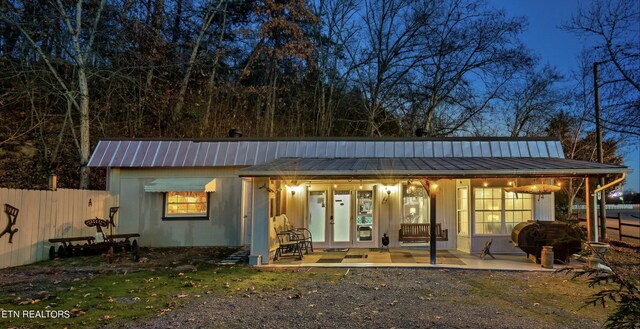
[577,212,640,244]
[0,188,112,269]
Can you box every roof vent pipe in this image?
[415,128,428,137]
[228,129,243,138]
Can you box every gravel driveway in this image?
[126,268,605,329]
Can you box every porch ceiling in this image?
[238,157,630,178]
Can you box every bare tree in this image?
[310,0,359,136]
[412,0,530,136]
[173,0,225,128]
[1,0,106,189]
[564,0,640,136]
[345,0,429,136]
[502,65,565,137]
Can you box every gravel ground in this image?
[124,268,605,329]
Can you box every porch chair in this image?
[273,227,303,261]
[280,214,313,254]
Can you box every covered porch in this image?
[240,148,630,267]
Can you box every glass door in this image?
[332,190,352,245]
[308,191,327,243]
[356,190,374,242]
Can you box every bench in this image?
[398,223,448,242]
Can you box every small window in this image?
[164,192,208,220]
[457,187,469,236]
[402,184,429,223]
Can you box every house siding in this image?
[115,168,244,247]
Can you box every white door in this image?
[308,191,327,244]
[241,179,253,246]
[331,190,352,247]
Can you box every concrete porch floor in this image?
[269,248,579,272]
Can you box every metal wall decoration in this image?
[1,204,19,244]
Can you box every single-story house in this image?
[87,137,630,265]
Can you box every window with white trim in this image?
[473,188,533,235]
[504,191,532,233]
[457,187,469,235]
[164,192,208,219]
[474,188,502,234]
[402,184,428,224]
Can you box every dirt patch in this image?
[123,269,611,329]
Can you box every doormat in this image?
[344,255,368,259]
[316,259,342,263]
[324,248,349,252]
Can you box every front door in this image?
[331,190,352,247]
[307,185,378,249]
[308,191,327,244]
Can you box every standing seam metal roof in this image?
[237,157,630,177]
[87,139,566,168]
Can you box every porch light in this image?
[334,184,337,188]
[508,181,513,186]
[483,182,488,187]
[288,185,302,196]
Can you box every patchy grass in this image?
[464,272,613,326]
[0,248,622,328]
[0,264,340,328]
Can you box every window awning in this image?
[144,178,217,192]
[238,157,630,178]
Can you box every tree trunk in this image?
[78,65,91,189]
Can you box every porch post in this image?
[585,177,592,241]
[419,179,438,265]
[429,187,437,265]
[251,177,271,265]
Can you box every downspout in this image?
[591,173,626,242]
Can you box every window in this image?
[457,187,469,235]
[402,185,428,223]
[164,192,208,219]
[474,188,533,235]
[474,188,502,234]
[505,192,532,233]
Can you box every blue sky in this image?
[493,0,640,192]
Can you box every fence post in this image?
[617,212,622,241]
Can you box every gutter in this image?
[593,172,626,193]
[591,172,626,242]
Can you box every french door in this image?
[307,185,377,248]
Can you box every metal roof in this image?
[238,157,630,178]
[88,139,566,168]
